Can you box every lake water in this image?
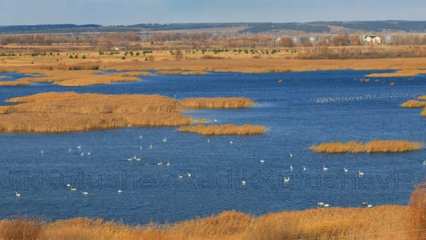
[0,70,425,224]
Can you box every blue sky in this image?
[1,0,425,25]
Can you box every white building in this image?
[363,35,382,45]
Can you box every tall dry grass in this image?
[401,100,426,108]
[311,140,423,154]
[368,69,426,78]
[409,184,426,240]
[0,206,411,240]
[0,70,144,87]
[178,124,266,136]
[180,98,255,109]
[0,92,191,133]
[0,219,42,240]
[0,92,260,133]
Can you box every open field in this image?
[0,92,260,134]
[310,140,424,154]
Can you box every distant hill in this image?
[1,21,426,34]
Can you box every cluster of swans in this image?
[31,138,406,211]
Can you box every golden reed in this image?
[178,124,266,136]
[310,140,423,153]
[0,92,262,134]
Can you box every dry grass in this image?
[0,68,145,87]
[0,206,410,240]
[368,69,426,78]
[410,184,426,240]
[401,100,426,108]
[0,219,42,240]
[0,92,258,133]
[0,92,191,133]
[1,49,426,81]
[310,140,423,154]
[180,98,255,109]
[2,181,425,240]
[178,124,266,136]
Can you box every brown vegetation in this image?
[2,181,426,240]
[410,184,426,240]
[368,69,426,78]
[0,206,410,240]
[181,97,255,109]
[1,45,426,81]
[0,92,191,133]
[310,140,423,154]
[178,124,266,136]
[0,92,259,134]
[401,100,426,108]
[0,66,145,87]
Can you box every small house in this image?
[363,35,382,45]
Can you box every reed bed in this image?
[0,92,191,133]
[409,183,426,240]
[401,100,426,108]
[0,69,144,87]
[1,178,424,240]
[367,69,426,78]
[0,92,260,133]
[0,206,410,240]
[178,124,266,136]
[310,140,423,154]
[180,97,255,109]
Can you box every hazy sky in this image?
[1,0,425,25]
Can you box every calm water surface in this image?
[0,70,425,224]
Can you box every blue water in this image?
[0,70,425,224]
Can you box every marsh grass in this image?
[180,98,255,109]
[0,206,411,240]
[409,184,426,240]
[311,140,423,154]
[0,92,259,133]
[178,124,266,136]
[368,69,426,78]
[0,69,144,87]
[0,219,42,240]
[401,100,426,108]
[0,92,191,133]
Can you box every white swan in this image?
[283,177,290,184]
